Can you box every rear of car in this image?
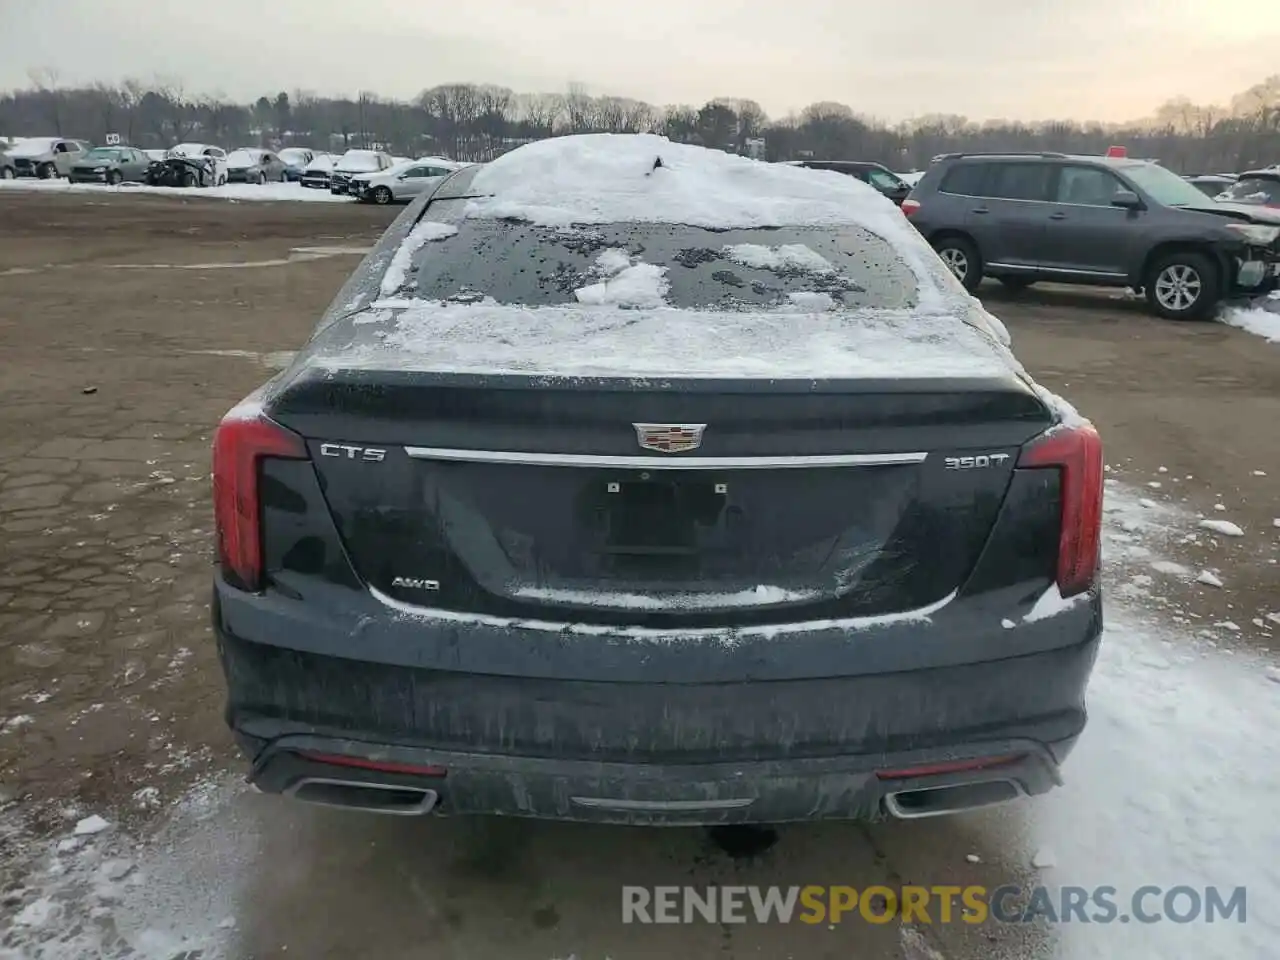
[903,152,1280,319]
[212,137,1103,825]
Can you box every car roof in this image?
[432,134,920,234]
[1237,169,1280,181]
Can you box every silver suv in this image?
[1,137,92,179]
[904,151,1280,320]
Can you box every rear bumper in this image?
[217,585,1101,824]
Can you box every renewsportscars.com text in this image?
[621,885,1247,925]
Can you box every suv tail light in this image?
[901,197,921,217]
[212,404,307,592]
[1017,422,1104,597]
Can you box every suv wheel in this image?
[933,236,982,292]
[0,166,14,180]
[372,186,394,205]
[37,162,55,180]
[1146,252,1219,321]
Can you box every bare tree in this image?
[564,82,597,134]
[27,67,64,133]
[515,92,563,137]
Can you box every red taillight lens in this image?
[901,197,921,216]
[1017,422,1104,598]
[875,754,1024,780]
[297,751,448,778]
[212,404,307,591]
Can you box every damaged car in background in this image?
[147,153,220,187]
[212,134,1103,827]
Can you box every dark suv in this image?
[903,152,1280,319]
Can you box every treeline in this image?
[5,73,1280,174]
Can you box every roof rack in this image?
[933,151,1069,162]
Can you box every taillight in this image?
[212,403,307,591]
[1017,422,1104,598]
[901,197,921,216]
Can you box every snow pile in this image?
[574,262,669,307]
[462,134,903,232]
[722,243,835,274]
[0,179,352,203]
[379,220,458,296]
[1220,304,1280,343]
[1198,518,1244,537]
[322,302,1013,379]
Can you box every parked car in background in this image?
[789,159,914,206]
[300,153,337,189]
[903,151,1280,319]
[350,157,461,204]
[900,170,926,187]
[211,134,1103,825]
[1,137,92,179]
[329,149,394,195]
[278,147,314,182]
[168,143,228,186]
[1214,169,1280,208]
[1185,174,1237,198]
[69,146,152,184]
[226,148,287,184]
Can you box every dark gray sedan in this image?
[68,146,152,185]
[226,148,288,184]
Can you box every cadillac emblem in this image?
[633,423,706,453]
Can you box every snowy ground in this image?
[2,480,1276,960]
[0,179,354,203]
[1220,299,1280,344]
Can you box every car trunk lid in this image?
[268,360,1052,627]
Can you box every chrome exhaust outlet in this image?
[883,779,1023,820]
[284,777,440,816]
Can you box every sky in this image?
[2,0,1279,123]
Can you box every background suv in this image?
[1,137,91,179]
[904,152,1280,319]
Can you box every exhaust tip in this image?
[884,779,1022,820]
[286,778,439,816]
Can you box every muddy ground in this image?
[0,191,1276,959]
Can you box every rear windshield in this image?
[1220,177,1280,206]
[85,148,125,160]
[227,149,261,165]
[392,202,919,311]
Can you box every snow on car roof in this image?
[464,134,908,232]
[7,137,59,157]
